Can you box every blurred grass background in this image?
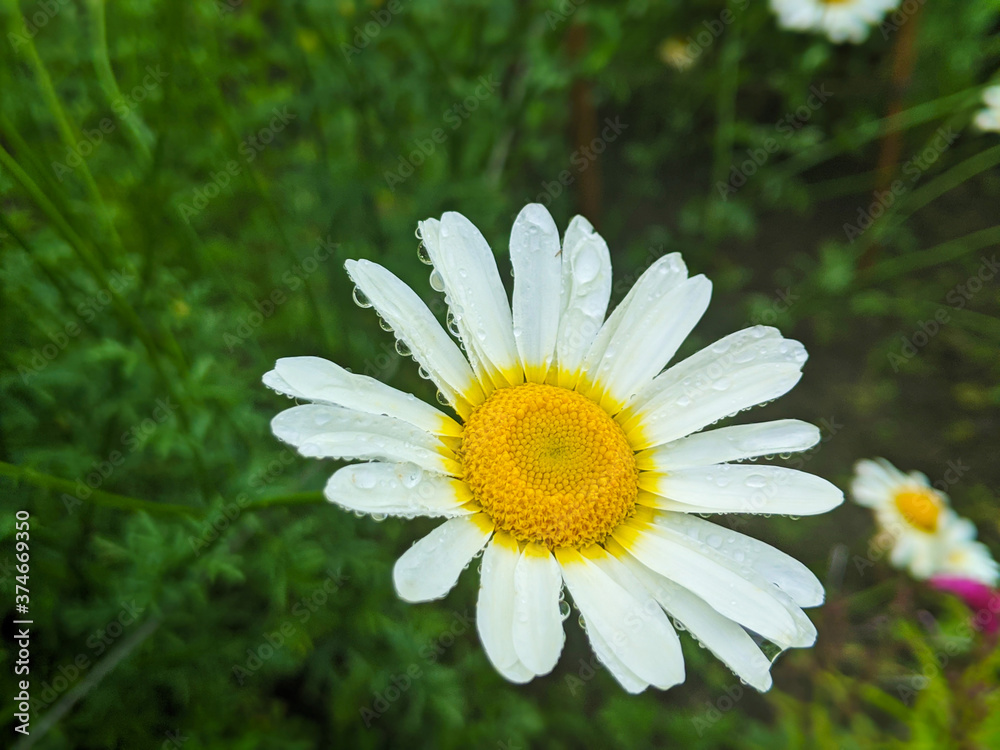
[1,0,1000,747]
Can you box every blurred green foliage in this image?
[1,0,1000,747]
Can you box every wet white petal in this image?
[636,420,821,471]
[555,216,612,389]
[422,212,522,390]
[608,539,773,691]
[324,462,473,518]
[394,514,493,602]
[578,253,690,410]
[613,519,816,649]
[512,543,565,675]
[639,464,844,516]
[477,532,534,683]
[273,356,462,437]
[586,275,712,415]
[557,546,685,691]
[345,259,484,416]
[620,327,808,449]
[510,204,562,383]
[271,404,461,475]
[634,511,825,607]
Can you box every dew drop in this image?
[395,339,411,356]
[417,241,432,265]
[436,391,450,406]
[352,287,372,308]
[559,600,571,620]
[379,317,393,332]
[429,269,446,292]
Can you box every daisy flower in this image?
[851,458,998,585]
[265,204,844,693]
[974,85,1000,133]
[769,0,902,44]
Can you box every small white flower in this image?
[974,85,1000,133]
[769,0,902,44]
[266,204,844,693]
[851,458,998,584]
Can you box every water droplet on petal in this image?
[352,287,372,308]
[417,241,432,264]
[429,269,446,292]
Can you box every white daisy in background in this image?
[973,85,1000,133]
[769,0,902,44]
[851,459,998,585]
[265,204,844,693]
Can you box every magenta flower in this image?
[929,575,1000,635]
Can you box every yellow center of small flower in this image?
[893,487,942,532]
[460,382,638,549]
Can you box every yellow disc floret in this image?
[460,382,638,549]
[893,487,943,533]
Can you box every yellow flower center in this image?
[460,382,638,549]
[893,487,942,532]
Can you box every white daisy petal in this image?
[770,0,900,44]
[635,420,821,471]
[271,404,461,475]
[324,462,474,518]
[555,216,612,389]
[421,212,522,390]
[608,538,773,691]
[512,543,566,675]
[394,514,494,603]
[510,204,562,383]
[579,253,687,390]
[620,327,808,449]
[581,254,707,412]
[636,511,825,607]
[557,546,685,691]
[584,620,649,694]
[614,517,816,649]
[594,275,713,414]
[639,464,844,516]
[477,532,534,683]
[345,259,484,416]
[272,356,462,437]
[262,368,305,399]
